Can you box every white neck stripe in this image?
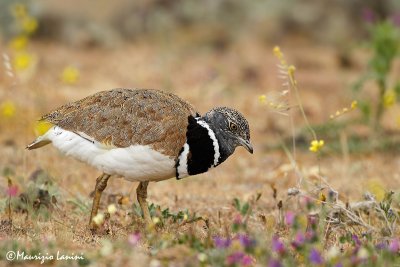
[196,119,220,167]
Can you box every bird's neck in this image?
[175,116,229,179]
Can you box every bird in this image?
[27,88,253,230]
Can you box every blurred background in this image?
[0,0,400,207]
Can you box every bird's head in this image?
[203,107,253,162]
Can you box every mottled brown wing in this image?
[41,89,198,157]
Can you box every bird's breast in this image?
[175,116,221,179]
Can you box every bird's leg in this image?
[89,173,110,230]
[136,181,152,224]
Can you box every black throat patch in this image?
[175,116,219,179]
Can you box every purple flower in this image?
[291,232,306,248]
[362,8,376,23]
[272,236,285,254]
[268,258,282,267]
[128,232,141,246]
[285,211,295,226]
[389,239,399,253]
[237,234,255,248]
[352,235,361,247]
[309,248,324,265]
[334,263,343,267]
[226,252,253,266]
[375,242,386,250]
[214,236,231,249]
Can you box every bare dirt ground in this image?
[0,38,399,266]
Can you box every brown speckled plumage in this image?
[41,88,198,157]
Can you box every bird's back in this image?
[41,88,198,157]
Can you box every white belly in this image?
[44,126,176,182]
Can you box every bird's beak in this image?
[238,138,253,154]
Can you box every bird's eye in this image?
[229,122,238,131]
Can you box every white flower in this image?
[149,259,161,267]
[100,240,113,256]
[357,247,369,259]
[326,246,340,260]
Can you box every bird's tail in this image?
[26,136,51,150]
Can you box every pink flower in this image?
[362,8,376,23]
[6,185,18,197]
[291,232,306,248]
[392,13,400,27]
[128,232,141,246]
[234,214,242,225]
[226,252,253,266]
[284,211,295,226]
[268,259,282,267]
[241,254,253,266]
[305,230,316,242]
[389,239,399,253]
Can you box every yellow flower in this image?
[34,121,53,136]
[1,101,16,118]
[9,35,28,50]
[273,46,283,59]
[13,52,32,70]
[258,94,267,103]
[351,100,358,109]
[297,214,308,230]
[11,3,27,18]
[197,253,207,262]
[92,213,105,225]
[61,66,80,84]
[152,217,161,224]
[367,179,385,201]
[21,16,39,34]
[383,90,396,108]
[288,65,296,76]
[107,204,117,214]
[309,139,324,153]
[231,239,241,251]
[319,192,326,202]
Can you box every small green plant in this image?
[353,21,400,130]
[132,202,202,225]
